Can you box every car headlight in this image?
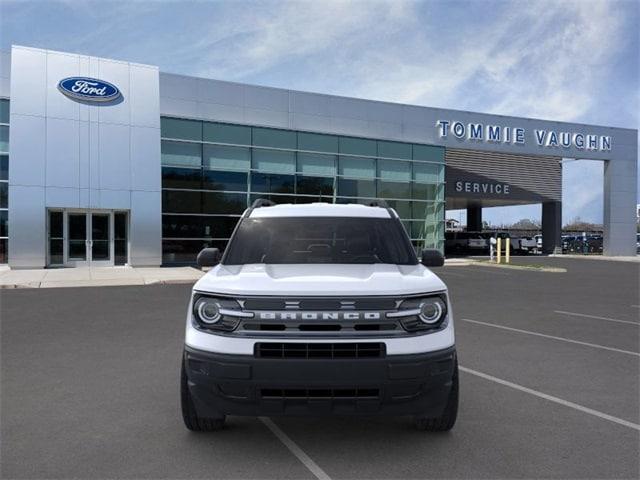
[191,294,253,331]
[418,297,446,324]
[194,297,222,324]
[387,294,448,332]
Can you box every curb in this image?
[470,261,567,273]
[0,278,201,289]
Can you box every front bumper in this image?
[184,345,456,418]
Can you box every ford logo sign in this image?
[57,77,121,102]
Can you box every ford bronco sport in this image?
[181,199,458,431]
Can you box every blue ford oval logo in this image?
[58,77,121,102]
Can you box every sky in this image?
[1,0,638,226]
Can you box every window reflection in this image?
[160,118,446,264]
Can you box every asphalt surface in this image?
[1,257,639,479]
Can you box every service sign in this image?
[58,77,121,102]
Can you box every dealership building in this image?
[0,45,637,268]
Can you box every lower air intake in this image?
[261,388,380,399]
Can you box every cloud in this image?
[1,0,636,222]
[189,0,420,82]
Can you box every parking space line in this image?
[260,417,331,480]
[554,310,639,326]
[461,318,640,357]
[459,366,640,431]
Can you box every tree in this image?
[509,218,540,230]
[563,216,602,232]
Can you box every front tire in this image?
[181,358,225,431]
[414,360,459,432]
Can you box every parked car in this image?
[445,231,487,254]
[181,200,458,432]
[564,235,603,254]
[517,237,537,254]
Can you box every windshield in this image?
[222,217,418,265]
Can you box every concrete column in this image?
[542,201,562,254]
[603,152,637,256]
[467,205,482,232]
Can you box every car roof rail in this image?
[364,199,389,209]
[251,198,276,209]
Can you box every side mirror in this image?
[197,248,221,267]
[421,249,445,267]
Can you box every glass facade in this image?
[160,117,445,265]
[0,99,8,263]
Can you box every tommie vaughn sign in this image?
[436,120,612,152]
[58,77,121,102]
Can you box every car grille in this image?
[242,297,398,311]
[255,342,385,359]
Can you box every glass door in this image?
[66,213,89,266]
[114,212,128,265]
[90,213,112,266]
[54,210,124,267]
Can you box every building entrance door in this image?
[47,210,129,267]
[66,212,89,266]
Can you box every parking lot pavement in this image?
[1,258,639,479]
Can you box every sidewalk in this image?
[549,254,640,263]
[0,266,205,289]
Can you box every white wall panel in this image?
[0,50,10,79]
[0,77,9,99]
[243,107,288,128]
[9,114,46,186]
[46,117,79,188]
[197,78,244,106]
[402,105,430,125]
[160,73,199,101]
[78,56,90,122]
[100,189,131,209]
[197,102,244,124]
[0,50,10,98]
[78,121,90,188]
[244,85,288,112]
[46,51,80,121]
[88,121,100,190]
[130,125,160,191]
[10,47,46,116]
[46,186,79,207]
[159,97,199,119]
[329,97,368,120]
[130,66,160,128]
[97,59,130,125]
[291,113,332,133]
[98,122,130,190]
[329,116,369,137]
[291,92,329,117]
[129,190,161,265]
[8,185,46,267]
[368,120,402,139]
[366,102,403,124]
[79,188,90,208]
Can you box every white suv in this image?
[181,200,458,431]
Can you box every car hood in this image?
[194,263,447,296]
